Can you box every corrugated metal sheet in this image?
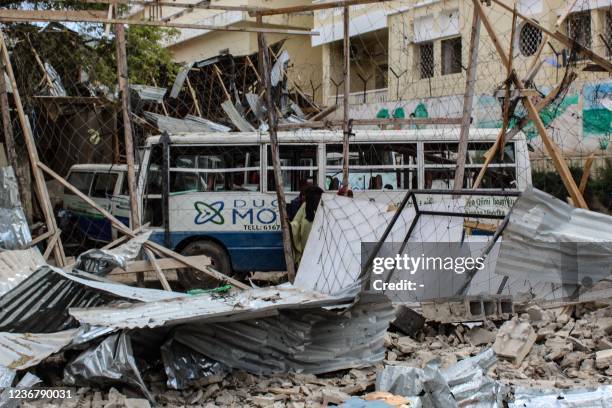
[496,188,612,284]
[130,84,166,103]
[43,62,67,97]
[0,329,79,369]
[271,50,289,86]
[0,265,183,333]
[69,284,352,329]
[0,248,45,296]
[221,100,256,131]
[184,115,231,132]
[169,62,194,98]
[172,293,393,375]
[510,385,612,407]
[143,111,221,133]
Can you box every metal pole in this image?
[341,5,351,188]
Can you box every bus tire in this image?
[178,240,232,289]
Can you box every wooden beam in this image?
[556,0,579,27]
[310,104,337,121]
[257,14,296,282]
[490,0,612,73]
[61,0,262,12]
[0,30,66,266]
[0,10,316,36]
[37,161,250,289]
[453,7,480,190]
[144,247,172,291]
[42,231,60,260]
[254,0,393,16]
[186,76,203,117]
[579,153,595,194]
[110,254,210,274]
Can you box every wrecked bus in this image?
[61,129,531,284]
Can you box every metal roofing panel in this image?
[495,188,612,284]
[0,248,45,297]
[0,329,78,369]
[69,285,352,329]
[130,84,166,103]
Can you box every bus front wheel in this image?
[178,240,232,289]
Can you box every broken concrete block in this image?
[525,305,546,322]
[596,338,612,351]
[391,305,426,335]
[560,351,585,369]
[595,349,612,369]
[321,388,350,405]
[595,317,612,335]
[396,336,419,354]
[467,326,496,346]
[493,318,537,365]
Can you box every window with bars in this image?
[566,11,592,60]
[419,42,434,79]
[441,37,462,75]
[518,22,543,56]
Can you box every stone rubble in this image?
[15,302,612,407]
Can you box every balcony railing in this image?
[327,87,389,106]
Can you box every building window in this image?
[375,63,388,89]
[605,10,612,57]
[419,42,434,79]
[518,22,543,56]
[567,11,592,59]
[441,37,462,75]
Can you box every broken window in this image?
[567,11,592,59]
[441,37,462,75]
[419,42,434,79]
[267,144,317,192]
[66,171,94,195]
[518,22,543,56]
[91,173,118,199]
[325,143,418,190]
[170,145,261,193]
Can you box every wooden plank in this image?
[0,9,107,20]
[28,230,54,248]
[257,14,296,282]
[144,247,172,291]
[186,76,203,117]
[115,23,141,290]
[579,153,595,194]
[62,0,262,12]
[42,231,60,260]
[453,7,480,190]
[555,0,579,27]
[37,161,250,289]
[311,104,337,121]
[341,5,350,188]
[0,30,65,266]
[0,10,316,36]
[110,255,210,274]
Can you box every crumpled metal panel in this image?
[0,264,182,333]
[0,366,15,387]
[0,167,30,250]
[377,348,506,408]
[172,293,393,375]
[160,337,228,390]
[43,62,67,97]
[64,331,153,401]
[0,372,41,408]
[221,100,256,131]
[184,115,231,132]
[75,231,151,276]
[69,284,352,329]
[509,385,612,407]
[271,50,289,86]
[245,93,265,123]
[169,62,194,98]
[130,84,166,103]
[496,188,612,284]
[0,329,80,370]
[143,111,222,133]
[0,248,45,296]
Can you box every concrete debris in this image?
[421,295,514,323]
[493,318,537,365]
[391,304,426,335]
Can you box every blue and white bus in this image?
[62,129,531,285]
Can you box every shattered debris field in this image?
[1,0,612,407]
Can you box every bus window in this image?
[325,143,417,190]
[143,144,163,227]
[267,145,317,192]
[91,173,118,198]
[66,172,94,195]
[170,145,260,193]
[423,142,518,189]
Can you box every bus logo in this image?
[194,201,225,225]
